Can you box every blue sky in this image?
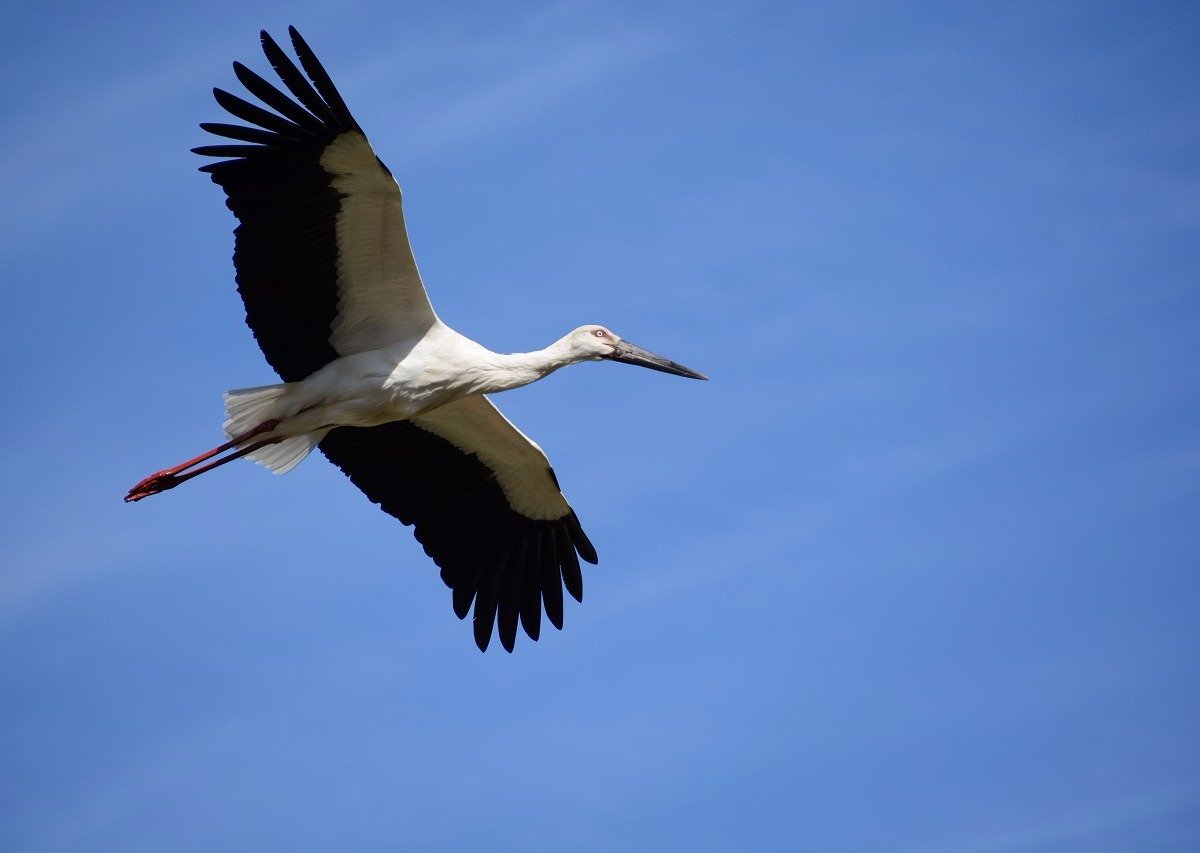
[2,1,1198,849]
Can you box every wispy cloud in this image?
[332,5,680,158]
[0,514,141,625]
[917,785,1199,852]
[0,5,679,250]
[0,38,229,250]
[405,28,666,155]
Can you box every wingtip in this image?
[472,604,497,652]
[566,512,599,565]
[521,612,541,642]
[288,25,308,52]
[452,586,474,620]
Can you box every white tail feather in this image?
[223,384,288,440]
[247,430,329,475]
[222,384,324,475]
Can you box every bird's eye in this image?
[593,330,605,337]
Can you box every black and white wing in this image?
[319,396,598,652]
[194,26,436,382]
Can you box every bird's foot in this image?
[124,471,182,502]
[124,422,283,503]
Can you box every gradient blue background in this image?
[2,1,1198,849]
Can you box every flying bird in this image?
[125,27,706,652]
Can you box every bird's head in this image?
[567,325,708,380]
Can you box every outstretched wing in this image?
[194,26,437,382]
[319,395,598,652]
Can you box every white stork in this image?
[126,27,706,652]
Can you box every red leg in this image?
[124,420,281,503]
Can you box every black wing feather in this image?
[289,27,357,127]
[556,524,584,604]
[471,524,509,653]
[195,30,364,381]
[232,62,327,133]
[519,537,544,643]
[191,144,268,159]
[541,526,565,632]
[497,528,529,652]
[319,421,597,652]
[260,29,341,127]
[199,122,294,146]
[210,88,306,138]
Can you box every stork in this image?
[125,27,706,652]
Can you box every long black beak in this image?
[605,340,708,380]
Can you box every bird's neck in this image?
[478,339,577,394]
